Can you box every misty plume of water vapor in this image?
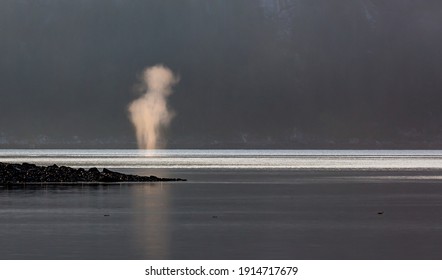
[128,65,178,149]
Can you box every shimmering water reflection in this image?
[3,149,442,170]
[2,150,442,259]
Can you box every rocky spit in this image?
[0,162,186,184]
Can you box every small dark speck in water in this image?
[377,211,384,215]
[104,214,110,217]
[212,215,218,219]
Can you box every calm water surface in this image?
[3,149,442,170]
[1,150,442,259]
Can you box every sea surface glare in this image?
[1,150,442,259]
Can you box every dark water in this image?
[1,168,442,259]
[2,150,442,259]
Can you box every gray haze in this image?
[1,0,442,148]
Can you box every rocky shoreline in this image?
[0,162,186,184]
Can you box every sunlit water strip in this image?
[2,149,442,170]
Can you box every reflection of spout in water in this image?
[132,182,171,259]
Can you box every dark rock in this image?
[22,163,37,169]
[89,167,100,174]
[0,162,186,184]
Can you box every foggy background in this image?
[1,0,442,149]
